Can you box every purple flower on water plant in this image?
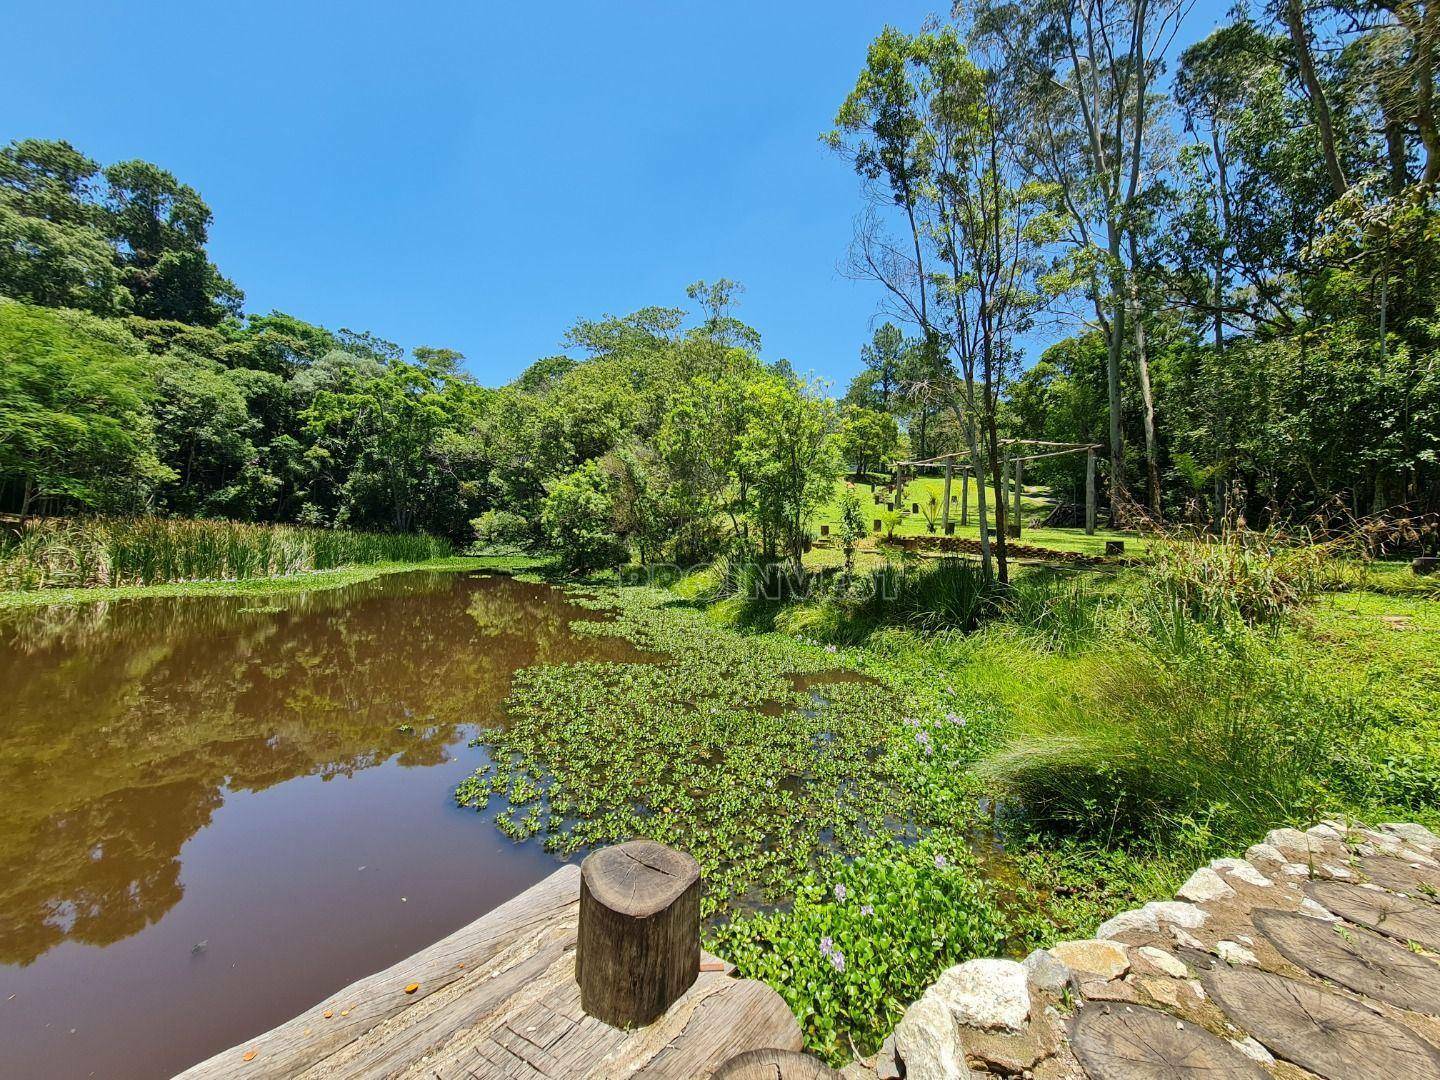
[833,883,847,902]
[934,854,948,869]
[860,904,874,916]
[945,712,966,727]
[825,643,838,654]
[819,936,834,958]
[829,950,846,973]
[915,730,933,754]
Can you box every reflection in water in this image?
[0,571,646,1080]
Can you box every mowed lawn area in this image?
[812,476,1143,557]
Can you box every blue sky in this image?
[6,1,1228,390]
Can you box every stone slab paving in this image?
[846,820,1440,1080]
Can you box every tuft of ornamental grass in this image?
[1144,525,1349,627]
[0,515,452,590]
[974,626,1341,849]
[1002,570,1103,653]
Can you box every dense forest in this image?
[3,0,1438,576]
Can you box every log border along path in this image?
[863,820,1440,1080]
[175,846,811,1080]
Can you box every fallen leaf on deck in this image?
[323,1010,333,1019]
[243,1050,257,1062]
[404,982,420,994]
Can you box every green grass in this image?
[0,556,492,610]
[444,543,1439,1065]
[0,515,454,591]
[813,476,1141,556]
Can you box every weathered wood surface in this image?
[1204,965,1440,1080]
[578,840,700,1028]
[710,1047,841,1079]
[1305,878,1440,949]
[1254,906,1440,1014]
[174,863,801,1079]
[1070,1003,1267,1079]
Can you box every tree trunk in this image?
[1284,0,1348,200]
[1126,251,1161,517]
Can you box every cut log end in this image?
[577,840,701,1029]
[710,1048,842,1079]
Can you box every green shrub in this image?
[892,558,992,632]
[539,462,627,573]
[470,509,530,551]
[711,839,1009,1065]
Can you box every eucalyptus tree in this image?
[829,23,1059,579]
[967,0,1189,519]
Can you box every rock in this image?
[1209,858,1273,888]
[1266,828,1329,855]
[1136,946,1187,979]
[1321,863,1353,879]
[957,1018,1057,1075]
[895,995,970,1080]
[1246,842,1287,866]
[1139,975,1181,1008]
[1229,1036,1276,1066]
[931,959,1031,1033]
[1171,927,1207,951]
[1177,867,1235,904]
[1048,940,1129,980]
[1380,822,1438,851]
[1216,940,1258,967]
[1299,897,1339,921]
[874,1033,901,1080]
[1078,977,1140,1003]
[1096,901,1207,940]
[1307,823,1344,841]
[1023,948,1072,995]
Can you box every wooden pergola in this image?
[891,440,1103,536]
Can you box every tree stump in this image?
[1203,964,1440,1079]
[819,524,829,536]
[1071,1003,1267,1079]
[577,840,700,1029]
[1305,879,1440,950]
[1252,907,1440,1014]
[711,1048,841,1079]
[1105,540,1126,556]
[1413,555,1437,575]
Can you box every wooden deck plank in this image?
[175,865,582,1079]
[173,862,802,1080]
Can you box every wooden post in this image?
[1085,448,1097,536]
[960,471,970,527]
[941,460,953,533]
[578,840,700,1028]
[1012,455,1023,538]
[1001,456,1011,531]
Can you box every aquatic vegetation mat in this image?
[457,586,990,913]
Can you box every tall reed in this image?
[0,516,452,590]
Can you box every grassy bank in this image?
[457,538,1439,1063]
[0,555,521,610]
[0,515,454,592]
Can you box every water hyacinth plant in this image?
[710,839,1009,1065]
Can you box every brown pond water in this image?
[0,570,655,1080]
